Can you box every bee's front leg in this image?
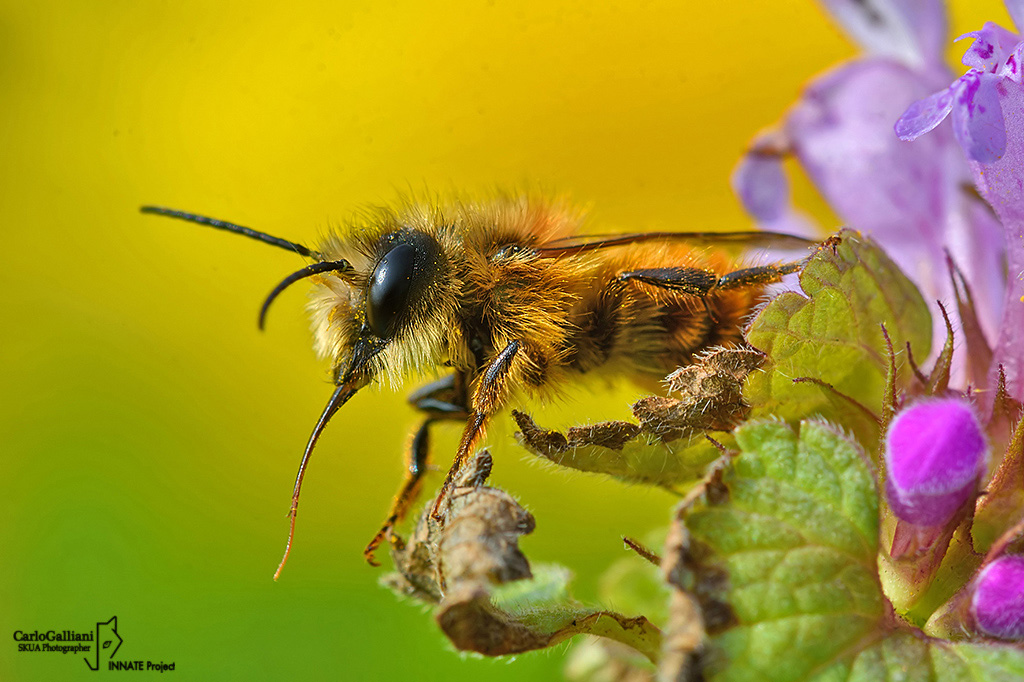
[363,375,469,566]
[429,340,522,521]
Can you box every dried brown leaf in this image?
[384,449,663,661]
[658,502,709,682]
[439,587,662,661]
[384,450,529,602]
[439,479,535,587]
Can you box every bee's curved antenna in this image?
[140,206,317,258]
[258,261,355,330]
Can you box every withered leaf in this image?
[439,572,663,662]
[514,348,760,487]
[383,450,663,661]
[439,475,536,587]
[514,411,641,455]
[665,347,764,400]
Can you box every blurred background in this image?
[1,1,1007,679]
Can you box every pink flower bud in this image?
[884,398,985,526]
[972,555,1024,640]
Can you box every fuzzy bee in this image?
[141,197,819,577]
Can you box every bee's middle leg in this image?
[363,376,468,566]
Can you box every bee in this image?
[141,197,820,578]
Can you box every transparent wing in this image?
[535,230,818,256]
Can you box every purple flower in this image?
[733,1,1007,381]
[971,554,1024,640]
[895,22,1018,163]
[896,4,1024,402]
[731,142,788,224]
[884,398,985,526]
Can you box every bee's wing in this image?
[534,230,818,256]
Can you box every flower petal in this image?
[952,71,1007,163]
[817,0,947,67]
[966,75,1024,401]
[756,206,821,240]
[998,41,1024,82]
[957,22,1020,71]
[895,86,953,140]
[787,61,948,242]
[1006,0,1024,34]
[731,151,788,222]
[784,60,1006,366]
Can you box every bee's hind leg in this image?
[617,260,804,295]
[363,375,468,566]
[617,253,820,325]
[714,261,804,290]
[715,235,841,289]
[617,236,837,293]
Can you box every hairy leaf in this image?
[664,420,1024,681]
[745,230,932,446]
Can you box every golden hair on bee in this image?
[140,196,821,578]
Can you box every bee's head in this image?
[299,226,456,390]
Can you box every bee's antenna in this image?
[259,260,354,330]
[274,381,360,581]
[140,206,317,258]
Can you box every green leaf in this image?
[672,420,1024,681]
[745,230,932,444]
[838,635,1024,681]
[685,420,881,680]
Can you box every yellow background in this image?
[2,1,1006,679]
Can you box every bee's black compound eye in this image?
[367,242,417,337]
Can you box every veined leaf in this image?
[665,420,1024,681]
[745,230,932,446]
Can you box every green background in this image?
[1,1,1003,680]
